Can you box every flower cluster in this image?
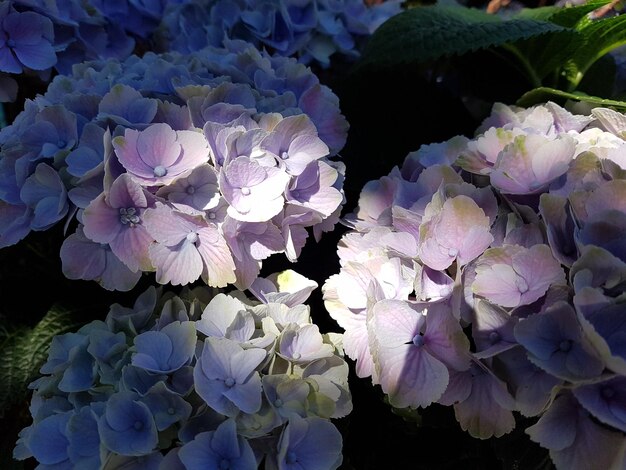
[15,271,349,469]
[323,101,626,469]
[0,0,196,101]
[156,0,403,67]
[0,42,348,291]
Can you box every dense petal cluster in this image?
[0,43,348,290]
[0,0,197,101]
[323,101,626,468]
[15,272,349,469]
[157,0,402,68]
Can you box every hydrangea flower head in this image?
[16,277,351,467]
[113,123,209,186]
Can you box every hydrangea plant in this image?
[323,101,626,469]
[0,40,348,291]
[14,270,349,469]
[156,0,403,67]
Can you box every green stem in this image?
[501,44,543,89]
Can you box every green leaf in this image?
[0,306,84,415]
[510,1,614,84]
[357,5,567,70]
[511,29,582,82]
[567,14,626,86]
[516,86,626,109]
[546,0,610,27]
[514,6,561,22]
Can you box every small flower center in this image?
[57,139,66,149]
[292,352,301,360]
[286,451,298,464]
[219,459,230,469]
[186,185,196,195]
[559,340,572,352]
[207,212,216,220]
[274,398,283,408]
[224,377,235,387]
[6,38,15,48]
[281,151,289,160]
[240,187,251,196]
[412,334,425,347]
[186,232,199,244]
[447,247,458,258]
[153,165,168,177]
[119,207,140,226]
[291,189,300,198]
[133,420,143,431]
[488,331,501,344]
[167,407,176,415]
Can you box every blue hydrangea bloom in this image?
[15,282,351,467]
[514,301,605,382]
[132,321,196,374]
[178,419,257,470]
[0,3,56,74]
[98,391,158,456]
[273,415,343,470]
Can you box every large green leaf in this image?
[357,5,566,69]
[510,29,582,83]
[567,14,626,87]
[0,306,84,415]
[510,1,613,84]
[516,86,626,109]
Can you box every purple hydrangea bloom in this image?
[418,195,493,271]
[471,300,518,359]
[490,134,576,195]
[193,336,266,417]
[439,362,516,439]
[113,123,209,186]
[155,163,221,212]
[368,300,470,409]
[82,174,155,272]
[278,323,335,364]
[472,244,565,308]
[219,156,290,222]
[60,225,142,291]
[143,202,236,287]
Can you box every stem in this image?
[501,44,543,89]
